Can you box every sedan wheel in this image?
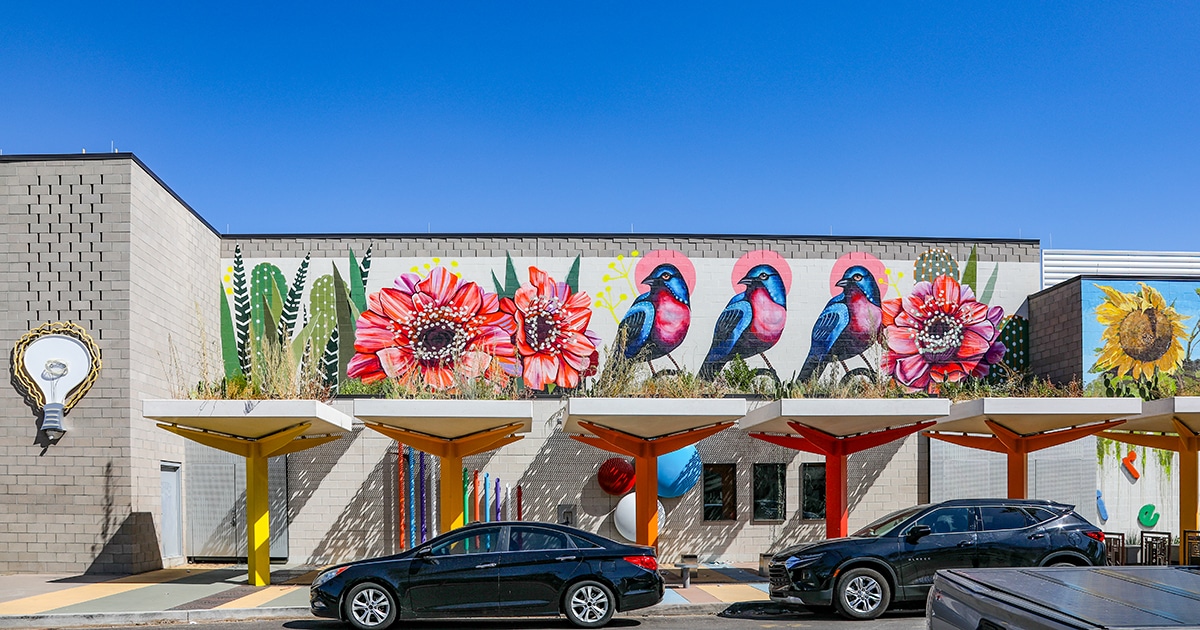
[833,567,891,620]
[344,582,397,630]
[564,580,615,629]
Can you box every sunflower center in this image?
[915,311,964,360]
[523,297,565,354]
[407,306,472,363]
[1118,308,1173,362]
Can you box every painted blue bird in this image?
[617,264,691,372]
[698,264,788,380]
[797,265,882,382]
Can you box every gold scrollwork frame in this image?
[11,321,102,413]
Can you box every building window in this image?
[753,463,786,520]
[801,463,826,520]
[703,463,737,521]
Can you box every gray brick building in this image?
[2,154,1046,573]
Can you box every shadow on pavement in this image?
[718,601,925,620]
[284,619,642,629]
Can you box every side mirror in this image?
[415,546,434,559]
[906,525,932,541]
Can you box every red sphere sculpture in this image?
[597,457,635,495]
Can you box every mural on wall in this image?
[1083,280,1200,394]
[698,251,791,381]
[615,250,695,374]
[218,242,1036,396]
[797,253,887,383]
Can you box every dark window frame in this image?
[703,463,737,522]
[752,463,787,521]
[800,462,826,521]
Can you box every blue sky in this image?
[2,2,1198,248]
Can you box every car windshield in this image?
[852,505,926,537]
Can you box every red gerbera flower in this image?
[502,267,598,390]
[881,275,1006,394]
[347,267,517,389]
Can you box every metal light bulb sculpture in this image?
[12,322,101,441]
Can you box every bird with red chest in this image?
[798,265,883,382]
[698,264,788,380]
[617,263,691,372]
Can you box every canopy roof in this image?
[143,399,353,439]
[739,398,950,437]
[353,399,534,439]
[932,397,1143,436]
[1112,397,1200,435]
[563,397,747,440]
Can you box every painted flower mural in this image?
[882,275,1006,393]
[1093,283,1188,381]
[501,266,599,390]
[347,267,517,389]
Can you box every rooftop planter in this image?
[142,399,353,440]
[353,398,535,439]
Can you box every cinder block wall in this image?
[1029,277,1083,384]
[0,156,219,573]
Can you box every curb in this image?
[0,602,733,629]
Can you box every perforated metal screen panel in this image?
[184,440,289,560]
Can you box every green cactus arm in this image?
[219,285,242,378]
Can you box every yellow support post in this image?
[246,453,270,586]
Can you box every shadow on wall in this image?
[86,512,162,574]
[287,426,362,524]
[308,449,398,565]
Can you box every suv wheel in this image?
[833,567,890,620]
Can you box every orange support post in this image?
[363,422,524,533]
[1101,419,1200,540]
[571,420,734,547]
[750,421,933,538]
[928,418,1127,500]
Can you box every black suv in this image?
[768,499,1105,620]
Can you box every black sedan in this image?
[311,521,663,630]
[768,499,1106,620]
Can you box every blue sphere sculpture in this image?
[657,446,702,498]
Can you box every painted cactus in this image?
[914,247,960,283]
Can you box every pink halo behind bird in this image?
[635,250,696,294]
[731,250,792,294]
[829,251,889,298]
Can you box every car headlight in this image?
[784,553,824,570]
[312,567,347,588]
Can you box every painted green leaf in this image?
[566,255,581,293]
[981,264,999,304]
[219,284,242,378]
[962,246,978,293]
[350,249,367,314]
[492,271,505,297]
[322,327,340,389]
[267,279,284,340]
[332,265,356,382]
[277,254,309,340]
[261,294,279,348]
[359,244,372,287]
[232,246,251,375]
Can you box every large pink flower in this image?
[882,275,1006,393]
[501,267,598,390]
[347,267,517,389]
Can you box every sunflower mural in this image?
[1092,283,1189,381]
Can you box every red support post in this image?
[826,453,849,539]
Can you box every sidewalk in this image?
[0,562,769,629]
